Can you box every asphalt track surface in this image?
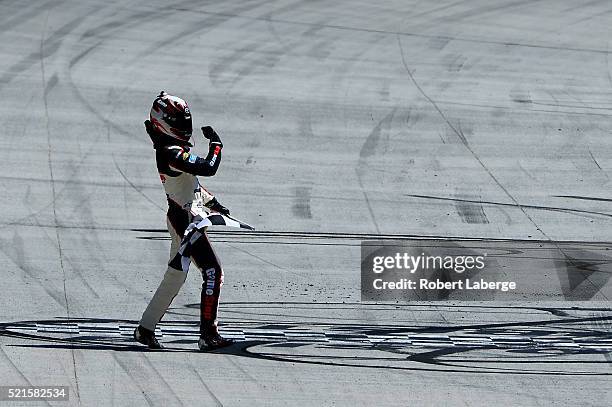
[1,0,612,405]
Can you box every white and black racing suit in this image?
[139,129,226,336]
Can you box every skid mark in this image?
[455,196,489,224]
[0,0,58,33]
[359,108,397,159]
[0,16,82,88]
[292,186,313,219]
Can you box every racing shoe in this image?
[134,325,162,349]
[198,331,235,351]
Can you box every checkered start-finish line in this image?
[4,321,612,351]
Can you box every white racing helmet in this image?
[149,91,193,142]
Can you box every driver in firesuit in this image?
[133,91,234,351]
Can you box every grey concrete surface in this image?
[0,0,611,405]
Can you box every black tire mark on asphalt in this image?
[297,111,314,141]
[5,219,612,247]
[257,0,309,23]
[327,32,390,234]
[301,15,333,39]
[68,40,103,68]
[65,41,162,214]
[356,108,397,233]
[358,108,397,160]
[110,152,165,212]
[225,42,296,91]
[111,353,156,407]
[529,100,612,112]
[240,343,610,376]
[0,174,160,190]
[292,186,312,219]
[400,0,471,25]
[0,0,59,33]
[443,53,468,72]
[44,72,58,96]
[606,39,612,88]
[561,0,611,14]
[517,160,537,181]
[283,14,340,62]
[334,32,387,93]
[78,0,205,42]
[306,37,334,61]
[540,0,612,37]
[0,11,110,229]
[437,99,612,118]
[9,31,108,229]
[208,41,263,88]
[258,0,311,45]
[104,96,165,212]
[39,9,86,402]
[150,2,612,56]
[405,193,612,220]
[38,17,96,251]
[191,366,224,407]
[140,236,612,252]
[225,242,308,280]
[27,212,104,305]
[207,0,320,92]
[419,0,542,27]
[58,156,105,300]
[0,346,53,407]
[455,195,489,224]
[137,0,276,59]
[0,230,67,308]
[0,16,82,89]
[401,0,546,44]
[555,195,612,203]
[139,352,185,406]
[396,32,610,301]
[588,150,605,173]
[510,87,532,104]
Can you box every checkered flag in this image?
[169,213,254,272]
[190,213,254,231]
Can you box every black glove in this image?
[205,197,230,215]
[144,120,163,144]
[201,126,222,146]
[144,120,156,136]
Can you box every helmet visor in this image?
[166,113,192,139]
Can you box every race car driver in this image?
[134,91,234,351]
